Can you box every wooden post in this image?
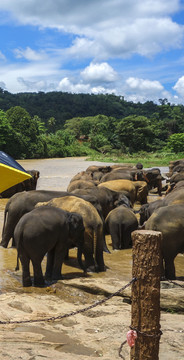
[130,230,162,360]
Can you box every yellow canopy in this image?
[0,163,32,193]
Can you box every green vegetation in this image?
[1,89,184,165]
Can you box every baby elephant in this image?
[14,206,85,287]
[105,205,138,249]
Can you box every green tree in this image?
[166,133,184,153]
[116,115,154,153]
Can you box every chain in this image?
[167,279,184,288]
[118,326,162,358]
[129,326,162,338]
[0,277,137,325]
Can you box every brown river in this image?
[0,157,183,360]
[0,157,135,293]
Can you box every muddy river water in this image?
[0,158,183,360]
[0,157,136,293]
[0,157,183,292]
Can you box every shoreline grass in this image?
[86,151,184,168]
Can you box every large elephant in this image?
[71,186,127,219]
[36,196,106,272]
[14,206,85,287]
[0,170,40,198]
[69,171,93,183]
[105,205,138,249]
[145,204,184,279]
[143,168,164,196]
[100,170,133,183]
[168,159,184,175]
[67,180,96,193]
[0,190,104,249]
[98,179,148,205]
[162,187,184,206]
[138,199,164,226]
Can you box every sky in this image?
[0,0,184,104]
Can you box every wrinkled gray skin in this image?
[14,206,85,287]
[167,171,184,186]
[145,204,184,279]
[143,168,163,196]
[67,180,96,193]
[139,199,164,226]
[0,170,40,198]
[0,190,104,249]
[71,186,127,219]
[105,205,138,249]
[100,170,133,183]
[163,186,184,206]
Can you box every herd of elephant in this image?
[0,160,184,287]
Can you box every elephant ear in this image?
[68,212,84,234]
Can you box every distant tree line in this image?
[1,88,184,159]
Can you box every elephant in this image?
[98,179,136,205]
[138,199,164,226]
[0,169,40,198]
[162,187,184,206]
[143,168,163,196]
[98,179,148,205]
[14,206,85,287]
[145,204,184,279]
[168,159,184,175]
[69,171,93,183]
[36,196,106,272]
[105,205,138,249]
[0,189,104,249]
[132,181,148,204]
[67,180,96,193]
[86,165,112,174]
[70,186,128,219]
[100,170,133,183]
[167,172,184,186]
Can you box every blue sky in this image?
[0,0,184,104]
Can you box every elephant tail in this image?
[15,252,19,271]
[93,228,98,271]
[95,224,106,272]
[2,205,9,236]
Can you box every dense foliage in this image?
[1,88,184,159]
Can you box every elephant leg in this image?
[52,242,68,280]
[164,255,176,280]
[109,223,120,250]
[19,253,32,287]
[11,236,16,248]
[96,226,106,272]
[32,260,45,287]
[45,249,55,280]
[83,232,96,272]
[157,179,162,196]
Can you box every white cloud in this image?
[173,76,184,97]
[126,77,163,92]
[14,47,46,61]
[57,77,116,95]
[123,77,167,103]
[57,77,90,93]
[81,62,117,84]
[0,0,183,60]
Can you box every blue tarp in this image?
[0,151,29,173]
[0,151,32,193]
